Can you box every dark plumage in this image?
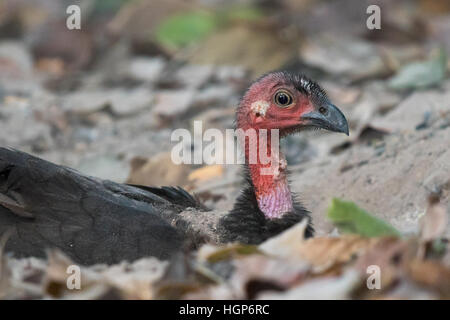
[0,71,348,265]
[0,148,187,264]
[217,166,314,244]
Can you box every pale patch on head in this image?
[300,78,309,88]
[250,100,270,117]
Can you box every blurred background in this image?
[0,0,449,234]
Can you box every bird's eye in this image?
[274,91,293,107]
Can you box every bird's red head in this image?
[237,72,349,136]
[236,72,349,220]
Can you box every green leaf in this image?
[223,6,264,22]
[327,198,401,237]
[155,11,218,51]
[388,48,447,90]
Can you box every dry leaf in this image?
[260,220,378,271]
[44,250,107,299]
[100,258,168,299]
[35,57,65,76]
[188,165,224,183]
[297,236,379,272]
[259,219,308,259]
[419,196,448,242]
[127,152,191,187]
[407,259,450,297]
[0,230,13,299]
[354,237,418,293]
[258,270,361,300]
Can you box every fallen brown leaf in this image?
[260,220,379,272]
[188,165,224,183]
[407,259,450,297]
[420,195,448,242]
[127,152,191,187]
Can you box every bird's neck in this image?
[244,129,294,219]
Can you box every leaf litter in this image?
[0,197,448,300]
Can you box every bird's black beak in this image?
[301,102,349,136]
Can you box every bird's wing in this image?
[0,147,189,265]
[126,185,206,210]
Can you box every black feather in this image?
[126,185,206,211]
[217,165,314,244]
